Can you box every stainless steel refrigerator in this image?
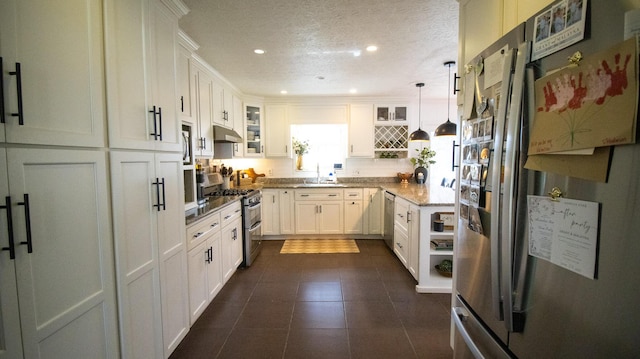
[453,1,640,358]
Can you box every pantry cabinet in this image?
[0,0,106,147]
[104,0,187,152]
[110,151,189,358]
[0,148,119,359]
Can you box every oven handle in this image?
[246,201,261,211]
[248,221,262,232]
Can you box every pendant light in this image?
[409,83,430,142]
[435,61,457,136]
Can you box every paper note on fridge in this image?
[529,37,638,155]
[527,195,599,279]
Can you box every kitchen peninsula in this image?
[257,178,455,293]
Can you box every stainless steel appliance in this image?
[383,191,395,249]
[204,187,262,267]
[453,1,640,358]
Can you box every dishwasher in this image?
[383,191,395,250]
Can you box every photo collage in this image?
[459,116,494,234]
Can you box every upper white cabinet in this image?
[0,0,106,147]
[104,0,187,152]
[177,30,199,124]
[212,85,235,129]
[348,104,375,158]
[244,104,264,157]
[0,148,119,359]
[375,105,408,122]
[110,151,189,358]
[232,95,244,157]
[265,104,290,157]
[191,58,215,157]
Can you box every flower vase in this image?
[296,154,303,170]
[414,167,428,184]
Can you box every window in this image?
[290,124,347,173]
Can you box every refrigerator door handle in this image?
[452,306,486,359]
[489,48,516,322]
[499,41,529,332]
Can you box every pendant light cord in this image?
[447,63,451,120]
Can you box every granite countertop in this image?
[256,178,455,207]
[185,195,241,226]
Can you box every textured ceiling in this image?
[179,0,459,99]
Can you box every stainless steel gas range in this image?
[204,188,262,267]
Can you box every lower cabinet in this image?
[221,202,243,283]
[0,148,119,359]
[364,188,383,235]
[110,151,189,358]
[186,211,223,324]
[262,189,280,235]
[393,196,454,293]
[344,189,364,234]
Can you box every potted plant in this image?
[410,147,436,184]
[292,137,310,170]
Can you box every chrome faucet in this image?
[316,163,320,183]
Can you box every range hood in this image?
[213,125,242,143]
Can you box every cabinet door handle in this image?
[205,247,211,263]
[407,212,411,222]
[301,194,309,197]
[319,205,322,214]
[1,196,15,259]
[329,194,337,197]
[17,194,32,253]
[157,107,163,141]
[160,177,166,210]
[350,145,353,153]
[0,58,5,124]
[9,62,24,125]
[194,232,204,238]
[149,106,159,140]
[180,96,184,112]
[211,222,219,229]
[152,178,165,211]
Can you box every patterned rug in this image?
[280,239,360,254]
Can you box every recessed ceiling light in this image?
[366,45,378,52]
[280,90,287,94]
[349,88,357,94]
[254,49,265,54]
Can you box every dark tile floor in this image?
[170,239,453,359]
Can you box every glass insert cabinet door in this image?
[375,105,407,122]
[245,105,263,156]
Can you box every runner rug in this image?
[280,239,360,254]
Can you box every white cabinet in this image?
[344,189,364,234]
[265,104,290,157]
[262,189,280,235]
[105,0,186,152]
[110,151,189,358]
[348,104,375,157]
[416,206,454,294]
[393,197,411,268]
[186,211,223,324]
[212,85,236,129]
[244,104,265,157]
[192,61,215,157]
[393,197,420,279]
[177,30,199,124]
[0,0,106,147]
[279,189,295,235]
[232,95,244,157]
[294,189,344,234]
[0,148,118,359]
[375,105,408,122]
[221,202,243,283]
[363,188,383,235]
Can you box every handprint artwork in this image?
[529,38,637,154]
